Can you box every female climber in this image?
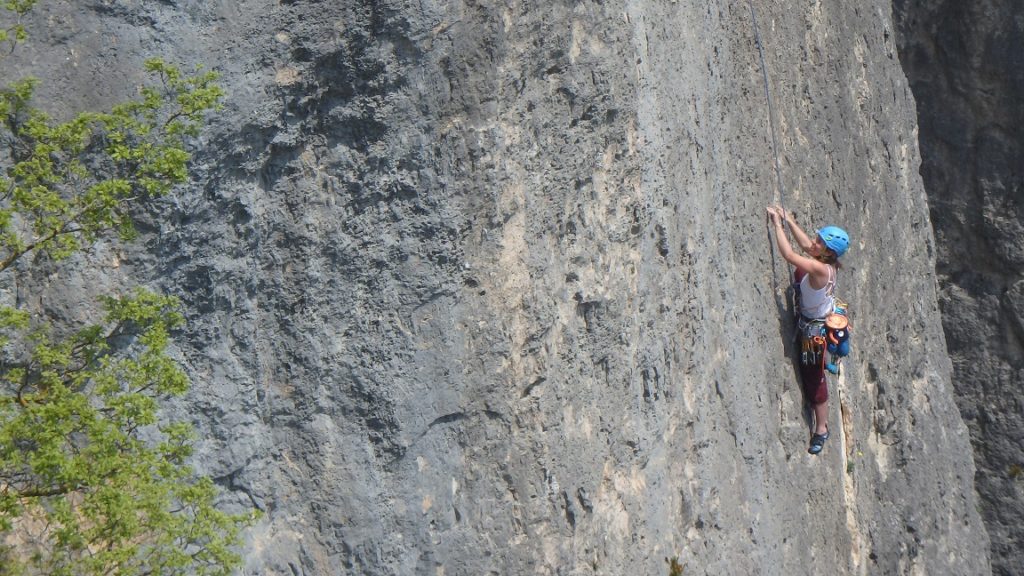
[766,206,850,455]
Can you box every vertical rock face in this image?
[9,1,989,574]
[894,2,1024,575]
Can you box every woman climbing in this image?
[766,206,850,455]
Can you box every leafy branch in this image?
[0,59,224,271]
[0,3,254,575]
[0,290,254,576]
[0,0,35,56]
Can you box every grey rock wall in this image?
[893,2,1024,575]
[6,1,989,574]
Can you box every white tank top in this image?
[800,265,836,319]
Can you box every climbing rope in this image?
[749,0,795,302]
[748,1,788,215]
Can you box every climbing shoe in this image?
[808,430,829,455]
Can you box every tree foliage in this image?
[0,3,255,574]
[0,1,33,54]
[0,57,224,268]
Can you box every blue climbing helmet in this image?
[817,226,850,257]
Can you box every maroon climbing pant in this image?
[801,356,828,405]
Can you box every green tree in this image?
[0,3,255,574]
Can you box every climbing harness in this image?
[799,308,851,374]
[798,318,828,368]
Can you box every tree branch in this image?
[0,220,85,271]
[13,483,75,498]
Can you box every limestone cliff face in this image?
[9,1,989,574]
[894,2,1024,575]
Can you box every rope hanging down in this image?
[748,1,795,299]
[748,1,787,211]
